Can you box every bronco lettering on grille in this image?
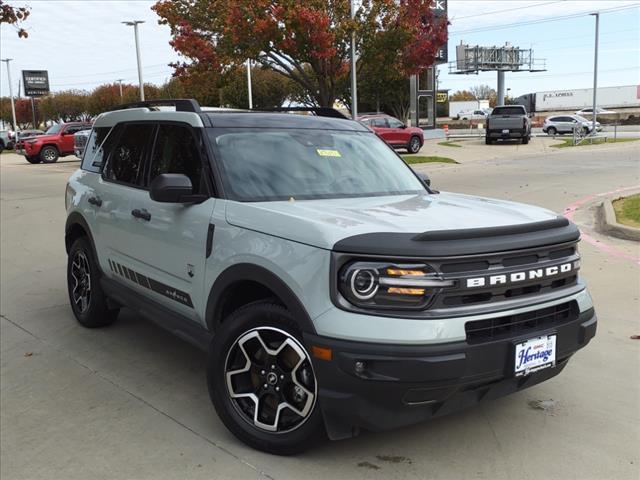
[466,262,574,289]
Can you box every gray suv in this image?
[65,99,597,454]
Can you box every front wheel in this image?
[208,302,322,455]
[67,237,119,328]
[522,136,530,144]
[485,136,492,145]
[40,146,59,163]
[407,136,421,154]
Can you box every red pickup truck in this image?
[20,122,91,164]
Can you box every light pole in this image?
[590,12,599,136]
[122,20,145,101]
[116,78,124,100]
[246,59,253,109]
[350,0,358,119]
[1,58,19,131]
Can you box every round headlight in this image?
[349,268,379,300]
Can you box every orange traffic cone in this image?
[444,124,449,138]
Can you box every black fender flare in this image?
[65,212,99,263]
[205,263,317,335]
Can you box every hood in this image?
[26,134,56,143]
[225,192,560,250]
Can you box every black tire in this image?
[67,237,119,328]
[208,302,323,455]
[0,142,4,154]
[547,127,557,136]
[485,136,492,145]
[522,136,530,145]
[583,126,590,135]
[26,156,41,164]
[407,136,421,154]
[40,145,59,163]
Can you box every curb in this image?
[596,195,640,242]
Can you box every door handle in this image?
[131,208,151,221]
[88,196,102,207]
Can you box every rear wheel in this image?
[547,127,557,136]
[485,136,492,145]
[208,302,322,455]
[67,237,119,328]
[522,136,530,144]
[407,136,421,154]
[26,156,41,164]
[40,146,59,163]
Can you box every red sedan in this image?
[358,114,424,154]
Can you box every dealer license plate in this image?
[514,334,556,377]
[502,129,510,134]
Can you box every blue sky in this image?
[0,0,638,99]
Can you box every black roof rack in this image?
[108,99,202,113]
[265,107,348,119]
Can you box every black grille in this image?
[433,242,580,309]
[465,301,578,343]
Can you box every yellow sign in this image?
[437,93,448,103]
[316,149,341,157]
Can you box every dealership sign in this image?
[22,70,50,97]
[431,0,448,64]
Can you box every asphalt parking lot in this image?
[1,139,639,480]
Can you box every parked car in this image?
[358,114,424,153]
[0,129,15,152]
[65,99,597,454]
[575,107,616,116]
[456,109,487,121]
[74,129,92,158]
[21,122,92,164]
[543,115,602,136]
[486,105,532,144]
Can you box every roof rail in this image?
[265,107,348,119]
[108,99,202,113]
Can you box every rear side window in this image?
[388,118,404,128]
[371,118,388,128]
[103,123,155,186]
[81,127,115,173]
[147,124,204,194]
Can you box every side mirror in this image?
[150,173,203,203]
[416,172,431,187]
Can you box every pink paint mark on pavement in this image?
[563,185,640,266]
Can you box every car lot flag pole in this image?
[122,20,145,101]
[1,59,19,132]
[350,0,358,119]
[590,12,599,136]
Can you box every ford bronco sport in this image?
[65,99,597,455]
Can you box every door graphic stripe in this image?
[109,259,194,308]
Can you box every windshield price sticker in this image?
[316,149,341,157]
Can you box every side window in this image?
[147,124,204,194]
[388,118,404,128]
[65,125,85,135]
[81,127,114,173]
[371,118,389,128]
[103,123,154,186]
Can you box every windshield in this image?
[45,124,62,135]
[208,129,425,202]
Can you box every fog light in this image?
[354,361,366,374]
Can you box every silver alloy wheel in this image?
[70,251,91,313]
[409,137,421,153]
[42,148,57,162]
[225,327,317,433]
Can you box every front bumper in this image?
[305,308,596,439]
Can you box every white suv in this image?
[65,99,597,454]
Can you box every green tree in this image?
[220,66,292,109]
[449,90,475,102]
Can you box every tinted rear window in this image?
[492,106,526,115]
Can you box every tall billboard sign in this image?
[432,0,448,64]
[22,70,50,97]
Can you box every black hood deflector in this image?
[333,216,580,257]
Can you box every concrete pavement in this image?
[1,143,639,480]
